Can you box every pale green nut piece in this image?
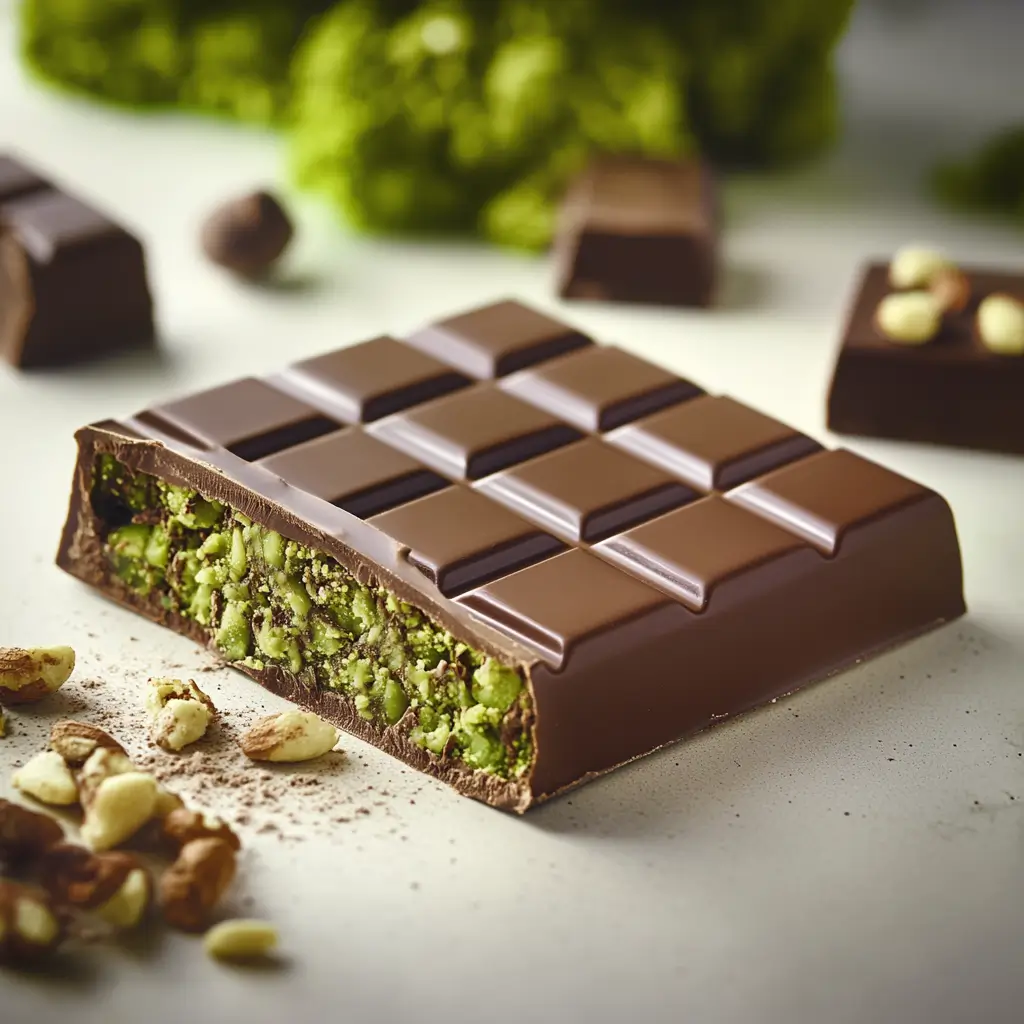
[875,291,941,345]
[977,293,1024,356]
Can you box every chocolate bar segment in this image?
[405,299,592,379]
[500,346,703,432]
[476,438,697,542]
[554,156,718,308]
[55,299,966,812]
[0,154,154,369]
[827,262,1024,454]
[368,386,582,480]
[607,395,821,492]
[270,336,472,424]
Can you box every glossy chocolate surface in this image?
[56,299,966,811]
[0,153,153,369]
[827,262,1024,454]
[554,156,718,308]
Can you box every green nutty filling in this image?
[91,454,533,779]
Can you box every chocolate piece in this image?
[0,154,154,369]
[554,156,718,308]
[500,346,703,432]
[56,300,965,812]
[200,190,293,278]
[405,299,592,379]
[827,262,1024,454]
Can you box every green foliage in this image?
[932,126,1024,226]
[21,0,856,244]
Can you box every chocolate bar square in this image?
[554,156,718,308]
[827,262,1024,454]
[0,159,154,369]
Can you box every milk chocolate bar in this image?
[827,261,1024,453]
[56,300,965,811]
[0,153,154,368]
[554,156,718,308]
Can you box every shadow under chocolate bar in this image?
[56,299,965,811]
[0,153,154,368]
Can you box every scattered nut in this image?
[239,709,339,763]
[162,808,241,853]
[888,245,951,289]
[145,678,216,752]
[154,786,186,820]
[0,798,64,862]
[0,646,75,704]
[80,772,158,852]
[76,746,136,806]
[38,843,141,910]
[159,838,237,932]
[50,720,126,766]
[200,190,294,278]
[875,291,941,345]
[929,266,971,314]
[12,750,79,807]
[0,880,64,964]
[977,293,1024,356]
[204,919,278,962]
[95,865,152,930]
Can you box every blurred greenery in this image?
[933,127,1024,227]
[21,0,856,247]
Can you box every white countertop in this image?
[2,1,1022,1022]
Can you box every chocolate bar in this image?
[56,300,965,811]
[0,153,154,369]
[554,156,717,308]
[827,261,1024,454]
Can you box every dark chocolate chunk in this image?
[141,378,340,461]
[476,437,697,542]
[500,345,703,432]
[607,395,821,492]
[0,171,154,369]
[369,486,564,596]
[368,385,582,480]
[405,299,592,379]
[270,336,472,424]
[0,154,50,206]
[200,190,293,278]
[257,429,448,519]
[827,262,1024,454]
[554,156,718,308]
[55,298,966,812]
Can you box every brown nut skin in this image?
[161,808,241,854]
[37,843,142,910]
[200,190,293,278]
[50,720,127,767]
[0,798,64,863]
[159,838,237,933]
[930,266,971,314]
[0,880,65,964]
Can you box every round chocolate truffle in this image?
[200,190,294,278]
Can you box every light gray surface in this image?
[1,2,1022,1022]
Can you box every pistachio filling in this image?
[91,455,532,779]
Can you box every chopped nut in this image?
[162,808,241,853]
[95,866,152,929]
[0,880,64,964]
[0,646,75,704]
[50,720,127,766]
[154,786,186,819]
[929,266,971,314]
[159,838,236,932]
[204,919,278,961]
[875,291,941,345]
[888,245,950,289]
[0,798,64,861]
[38,843,142,910]
[239,709,339,763]
[80,772,158,852]
[145,678,216,752]
[12,750,79,807]
[977,293,1024,356]
[76,746,136,806]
